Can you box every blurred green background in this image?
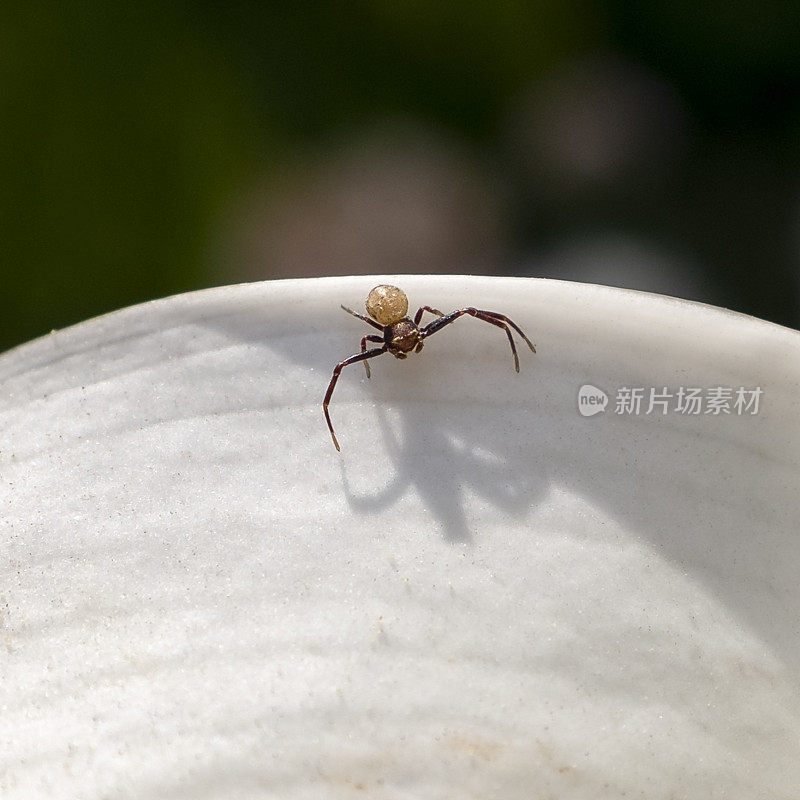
[2,1,799,352]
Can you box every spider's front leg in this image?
[324,346,388,451]
[421,308,536,372]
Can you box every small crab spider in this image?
[323,285,536,451]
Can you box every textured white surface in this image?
[1,275,799,799]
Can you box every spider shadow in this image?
[338,368,546,544]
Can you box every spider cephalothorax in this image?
[323,284,536,450]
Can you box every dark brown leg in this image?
[473,312,519,371]
[421,308,536,372]
[324,346,387,451]
[341,305,383,331]
[474,309,536,354]
[360,335,384,378]
[414,305,444,325]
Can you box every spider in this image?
[323,284,536,450]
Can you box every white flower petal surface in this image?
[1,276,799,799]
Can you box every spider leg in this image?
[324,346,388,451]
[473,312,519,372]
[360,335,384,378]
[421,308,535,372]
[413,305,444,325]
[473,309,536,353]
[341,305,383,331]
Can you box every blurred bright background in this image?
[2,1,799,352]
